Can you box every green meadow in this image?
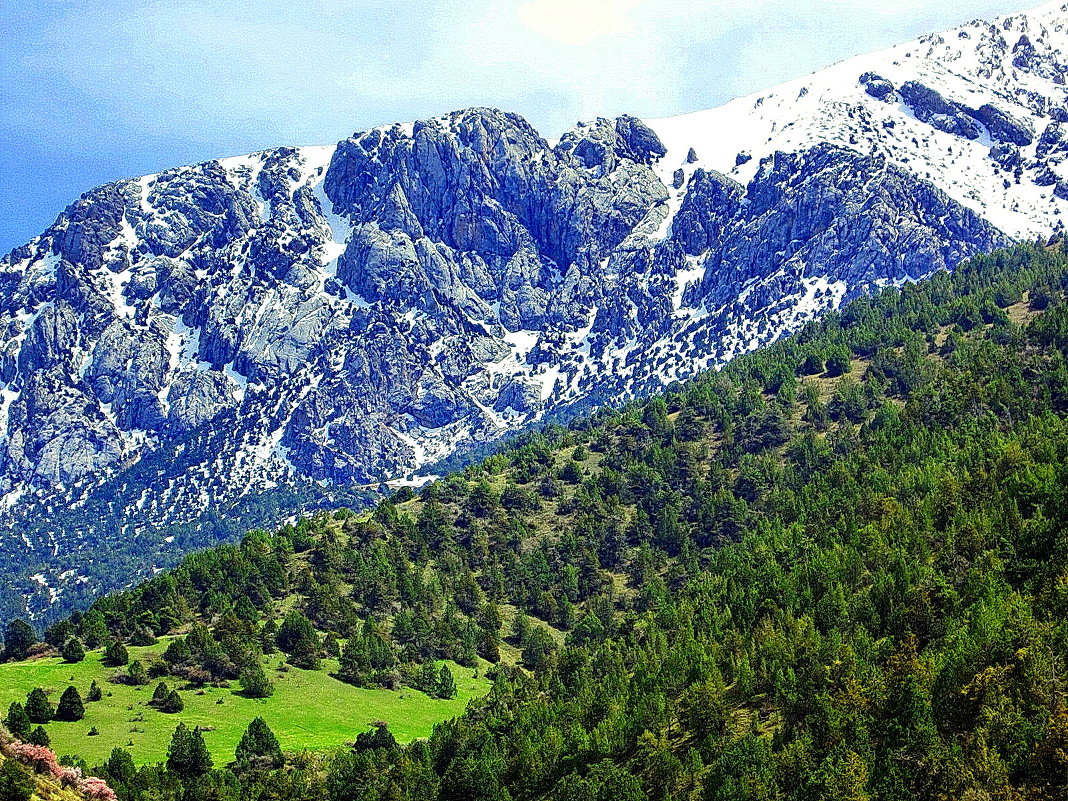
[0,641,489,766]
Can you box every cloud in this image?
[517,0,642,46]
[0,0,1028,251]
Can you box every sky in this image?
[0,0,1028,253]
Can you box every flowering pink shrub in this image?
[59,765,84,787]
[8,741,60,776]
[78,776,119,801]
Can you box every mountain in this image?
[4,240,1068,800]
[2,2,1067,623]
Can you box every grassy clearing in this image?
[0,642,489,767]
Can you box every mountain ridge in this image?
[1,2,1066,623]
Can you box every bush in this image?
[61,638,86,664]
[0,759,34,801]
[55,686,84,722]
[24,690,52,724]
[26,727,49,747]
[239,663,274,699]
[103,641,128,667]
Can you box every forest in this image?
[3,240,1068,801]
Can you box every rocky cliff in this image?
[4,2,1068,623]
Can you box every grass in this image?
[0,641,490,767]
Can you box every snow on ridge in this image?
[647,2,1068,241]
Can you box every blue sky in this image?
[0,0,1021,253]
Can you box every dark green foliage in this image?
[61,637,85,663]
[159,690,183,714]
[24,688,51,724]
[353,722,397,753]
[238,662,274,699]
[151,682,170,707]
[55,685,84,722]
[3,703,29,738]
[104,640,129,667]
[234,717,283,769]
[86,680,102,702]
[276,611,320,670]
[125,660,149,686]
[26,726,49,747]
[2,620,35,662]
[166,723,212,779]
[436,665,456,700]
[23,243,1068,801]
[0,759,34,801]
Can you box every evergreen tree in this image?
[126,660,149,686]
[275,611,320,670]
[159,690,184,714]
[166,723,213,779]
[3,702,29,738]
[436,664,457,700]
[0,759,34,801]
[60,637,85,663]
[104,640,129,667]
[26,726,49,747]
[86,680,102,702]
[235,717,283,769]
[151,682,170,707]
[24,688,52,723]
[55,686,84,722]
[2,620,35,662]
[239,662,274,699]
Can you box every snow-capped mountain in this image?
[1,2,1066,623]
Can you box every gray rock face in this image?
[5,0,1068,625]
[900,81,984,139]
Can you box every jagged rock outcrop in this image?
[3,1,1068,626]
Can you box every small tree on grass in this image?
[27,726,50,747]
[87,681,102,703]
[126,661,148,686]
[166,724,212,779]
[25,689,52,724]
[103,641,128,667]
[159,691,183,714]
[61,638,86,664]
[4,702,30,738]
[234,717,283,770]
[151,682,169,707]
[239,663,274,699]
[55,686,84,722]
[436,665,457,700]
[0,758,34,801]
[3,620,36,662]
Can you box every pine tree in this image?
[0,759,34,801]
[3,620,36,662]
[87,680,102,702]
[239,662,274,699]
[55,686,84,722]
[26,726,50,747]
[167,723,213,779]
[4,702,30,738]
[235,717,283,769]
[24,688,52,723]
[126,660,148,686]
[151,682,170,707]
[60,637,85,664]
[104,640,129,667]
[416,661,439,695]
[436,664,457,700]
[159,690,183,714]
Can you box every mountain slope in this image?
[2,3,1067,623]
[6,240,1068,801]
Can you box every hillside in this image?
[2,240,1067,799]
[7,2,1068,625]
